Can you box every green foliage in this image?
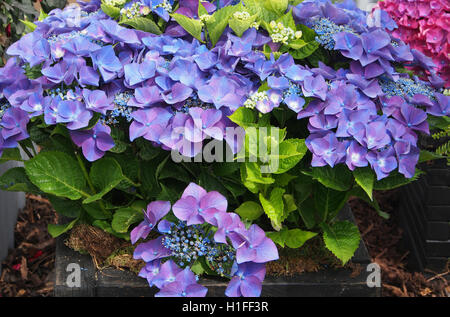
[171,13,203,41]
[235,201,264,220]
[24,151,89,200]
[120,17,162,34]
[321,221,360,265]
[267,227,317,248]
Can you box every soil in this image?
[350,190,449,297]
[0,191,448,297]
[0,195,57,297]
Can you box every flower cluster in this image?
[132,183,279,297]
[269,21,302,45]
[378,0,449,86]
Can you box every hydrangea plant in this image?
[0,0,448,297]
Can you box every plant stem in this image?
[75,151,109,215]
[19,144,34,160]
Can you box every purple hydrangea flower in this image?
[90,45,123,82]
[367,148,398,180]
[234,224,279,264]
[82,89,113,114]
[133,236,172,263]
[152,260,183,289]
[302,75,328,101]
[129,107,172,143]
[131,200,171,244]
[225,262,266,297]
[172,183,227,225]
[155,268,207,297]
[0,107,29,144]
[70,122,114,162]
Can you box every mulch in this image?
[0,191,448,297]
[350,190,449,297]
[0,195,57,297]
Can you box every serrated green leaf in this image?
[205,5,240,46]
[373,169,423,190]
[48,196,82,218]
[83,203,112,220]
[272,138,307,174]
[121,17,162,35]
[0,148,23,164]
[285,228,317,248]
[83,158,125,204]
[419,150,444,163]
[235,201,264,221]
[0,167,39,193]
[228,106,257,128]
[311,164,353,191]
[25,151,88,200]
[260,187,285,230]
[171,13,203,41]
[289,41,319,59]
[321,221,361,265]
[314,183,348,222]
[101,4,121,19]
[112,206,144,233]
[48,218,79,238]
[353,167,375,201]
[229,13,258,37]
[20,19,36,32]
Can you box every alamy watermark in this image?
[170,126,282,174]
[366,263,381,288]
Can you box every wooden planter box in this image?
[399,158,450,271]
[54,205,380,297]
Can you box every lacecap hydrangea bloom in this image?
[132,183,279,297]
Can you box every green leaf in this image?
[314,183,348,222]
[273,138,307,174]
[83,203,112,220]
[0,167,39,193]
[353,167,375,201]
[112,206,145,233]
[289,41,319,59]
[349,186,390,220]
[229,13,258,37]
[48,218,79,238]
[245,162,275,184]
[264,0,289,14]
[285,228,317,248]
[20,19,36,32]
[120,17,162,35]
[235,201,264,221]
[373,169,423,191]
[101,3,121,19]
[92,220,130,240]
[205,5,239,46]
[39,9,49,21]
[0,148,23,164]
[321,221,361,265]
[283,194,297,213]
[83,158,125,204]
[48,196,82,218]
[311,164,353,191]
[266,227,289,247]
[297,198,317,229]
[171,13,203,41]
[228,107,257,128]
[267,227,317,248]
[25,151,88,200]
[419,150,445,163]
[260,187,285,230]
